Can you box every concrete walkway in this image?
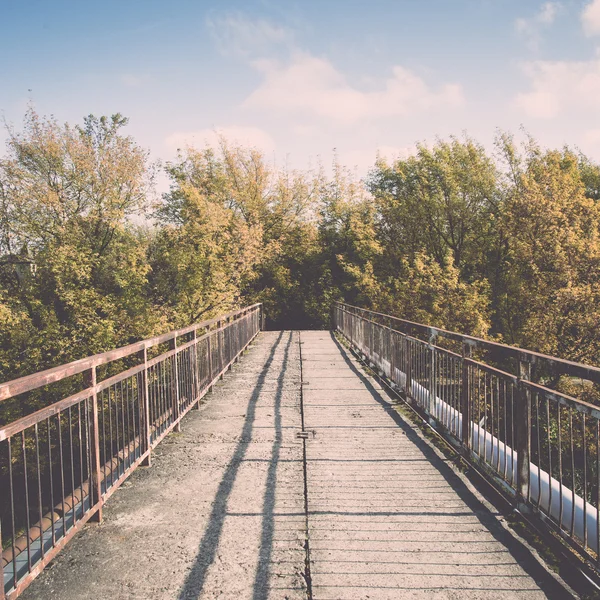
[20,331,569,600]
[300,331,566,600]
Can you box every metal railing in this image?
[0,303,263,599]
[334,301,600,569]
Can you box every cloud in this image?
[515,2,561,51]
[165,125,276,154]
[582,0,600,36]
[243,52,464,123]
[514,57,600,118]
[206,11,292,59]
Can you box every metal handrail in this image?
[0,304,262,402]
[1,304,263,599]
[334,301,600,383]
[334,301,600,570]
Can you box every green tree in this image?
[0,109,159,379]
[497,139,600,364]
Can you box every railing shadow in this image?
[178,331,292,600]
[328,331,568,599]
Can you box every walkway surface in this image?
[20,331,570,600]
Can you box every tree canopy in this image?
[1,110,599,384]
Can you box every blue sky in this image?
[1,0,600,183]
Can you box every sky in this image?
[1,0,600,187]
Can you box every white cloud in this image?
[582,0,600,36]
[515,2,561,51]
[514,58,600,118]
[165,125,276,154]
[206,11,292,58]
[243,53,464,123]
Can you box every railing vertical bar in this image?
[193,330,200,410]
[87,367,103,522]
[494,377,499,469]
[461,343,471,448]
[558,404,564,529]
[125,378,132,469]
[46,417,55,545]
[120,379,126,470]
[482,370,487,462]
[107,384,115,488]
[34,423,43,559]
[67,405,76,521]
[8,438,16,589]
[141,348,151,461]
[171,335,181,433]
[570,408,576,538]
[207,333,213,392]
[503,379,508,481]
[583,413,588,549]
[429,343,436,417]
[56,412,66,534]
[77,403,85,517]
[516,360,532,507]
[21,430,31,572]
[535,393,542,508]
[546,397,552,521]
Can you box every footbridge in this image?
[2,303,600,598]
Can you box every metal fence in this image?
[0,304,262,599]
[334,301,600,569]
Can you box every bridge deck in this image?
[21,331,569,599]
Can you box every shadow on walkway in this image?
[328,331,568,600]
[178,331,293,600]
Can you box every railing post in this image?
[207,331,214,393]
[461,342,471,449]
[141,348,152,465]
[429,341,436,418]
[218,321,225,380]
[234,317,240,363]
[516,359,532,508]
[193,329,201,409]
[406,338,413,400]
[388,322,395,384]
[171,337,181,432]
[227,317,233,370]
[85,366,103,523]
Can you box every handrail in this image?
[334,302,600,383]
[1,303,263,599]
[0,304,262,402]
[334,301,600,572]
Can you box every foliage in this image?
[0,109,162,381]
[1,110,600,385]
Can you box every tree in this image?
[153,144,265,325]
[0,109,159,379]
[368,136,499,281]
[497,138,600,364]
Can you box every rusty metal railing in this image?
[0,303,263,599]
[334,301,600,570]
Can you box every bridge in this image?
[1,303,599,598]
